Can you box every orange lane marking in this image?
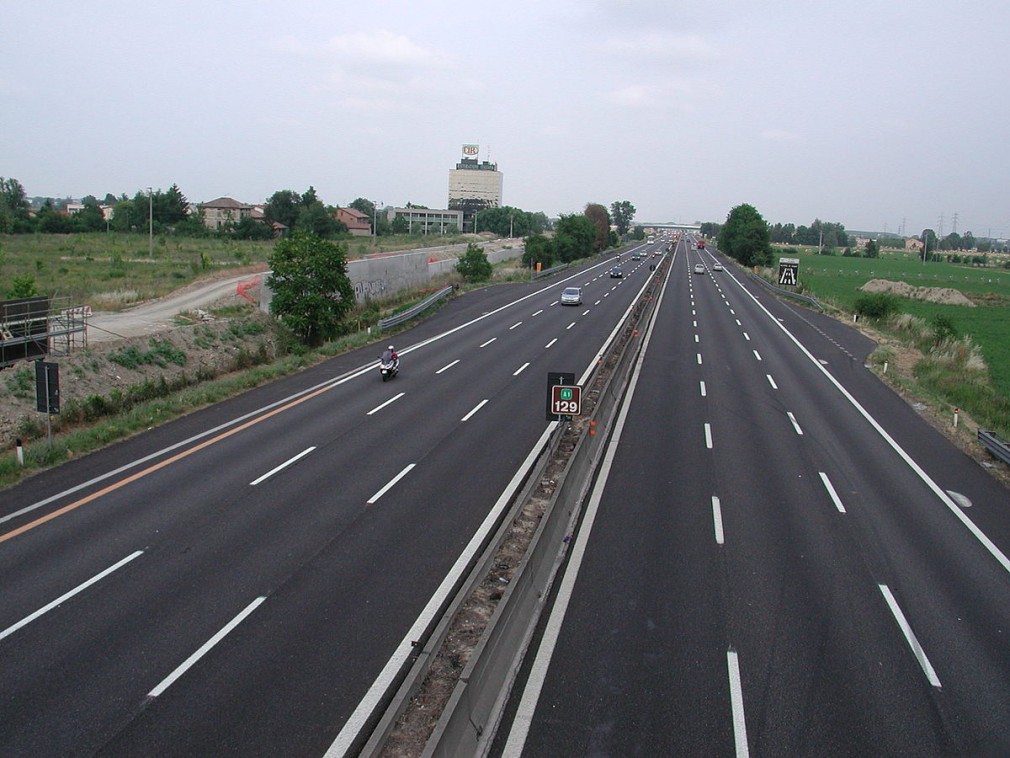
[0,383,335,544]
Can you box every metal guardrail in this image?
[979,430,1010,465]
[749,269,824,310]
[420,261,666,756]
[377,286,454,330]
[532,263,569,280]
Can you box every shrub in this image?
[929,314,958,345]
[854,292,900,320]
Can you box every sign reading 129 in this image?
[551,385,582,416]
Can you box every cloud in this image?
[600,32,720,65]
[759,128,800,142]
[274,30,450,71]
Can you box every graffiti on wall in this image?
[354,279,388,301]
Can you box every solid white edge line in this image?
[326,259,664,757]
[0,550,144,641]
[250,446,316,486]
[366,392,405,416]
[148,596,266,697]
[513,362,530,376]
[878,584,942,688]
[705,423,713,449]
[787,411,804,435]
[727,649,751,757]
[722,267,1010,576]
[503,254,674,755]
[819,471,847,513]
[461,399,489,422]
[436,359,460,374]
[712,496,725,545]
[366,464,416,505]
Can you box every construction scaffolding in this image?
[0,296,89,369]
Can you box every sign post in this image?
[35,359,59,446]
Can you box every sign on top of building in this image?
[462,144,479,157]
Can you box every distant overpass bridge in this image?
[640,222,702,233]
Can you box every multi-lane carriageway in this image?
[0,238,664,756]
[495,241,1010,756]
[3,234,1010,756]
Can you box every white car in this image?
[713,263,723,271]
[693,264,706,274]
[561,287,582,305]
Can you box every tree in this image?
[522,233,554,269]
[718,204,772,267]
[863,239,880,258]
[584,203,611,253]
[391,215,410,234]
[475,206,533,238]
[159,183,189,224]
[700,221,721,239]
[455,242,493,282]
[553,214,597,262]
[72,202,106,232]
[230,216,274,240]
[267,230,355,346]
[264,190,302,230]
[609,200,636,237]
[0,176,31,233]
[631,225,645,241]
[296,201,344,239]
[921,229,938,261]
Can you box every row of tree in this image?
[521,203,618,270]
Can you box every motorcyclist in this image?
[382,345,399,367]
[388,345,398,364]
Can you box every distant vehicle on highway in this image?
[693,264,706,274]
[631,253,641,260]
[610,267,623,278]
[561,287,583,305]
[713,263,723,271]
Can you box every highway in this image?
[498,239,1010,756]
[0,243,662,756]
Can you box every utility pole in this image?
[147,187,153,258]
[952,211,959,234]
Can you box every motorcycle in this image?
[379,349,399,381]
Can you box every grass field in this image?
[778,249,1010,396]
[770,248,1010,439]
[0,231,475,310]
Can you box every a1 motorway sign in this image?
[551,384,582,416]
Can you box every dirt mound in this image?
[859,279,975,307]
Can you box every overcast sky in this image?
[3,0,1008,236]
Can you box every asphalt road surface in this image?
[0,241,664,756]
[498,239,1010,756]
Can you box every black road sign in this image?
[546,371,576,421]
[778,257,799,286]
[35,360,60,414]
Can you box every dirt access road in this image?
[86,270,266,343]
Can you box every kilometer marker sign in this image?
[550,384,582,417]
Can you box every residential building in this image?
[200,197,252,230]
[335,206,372,236]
